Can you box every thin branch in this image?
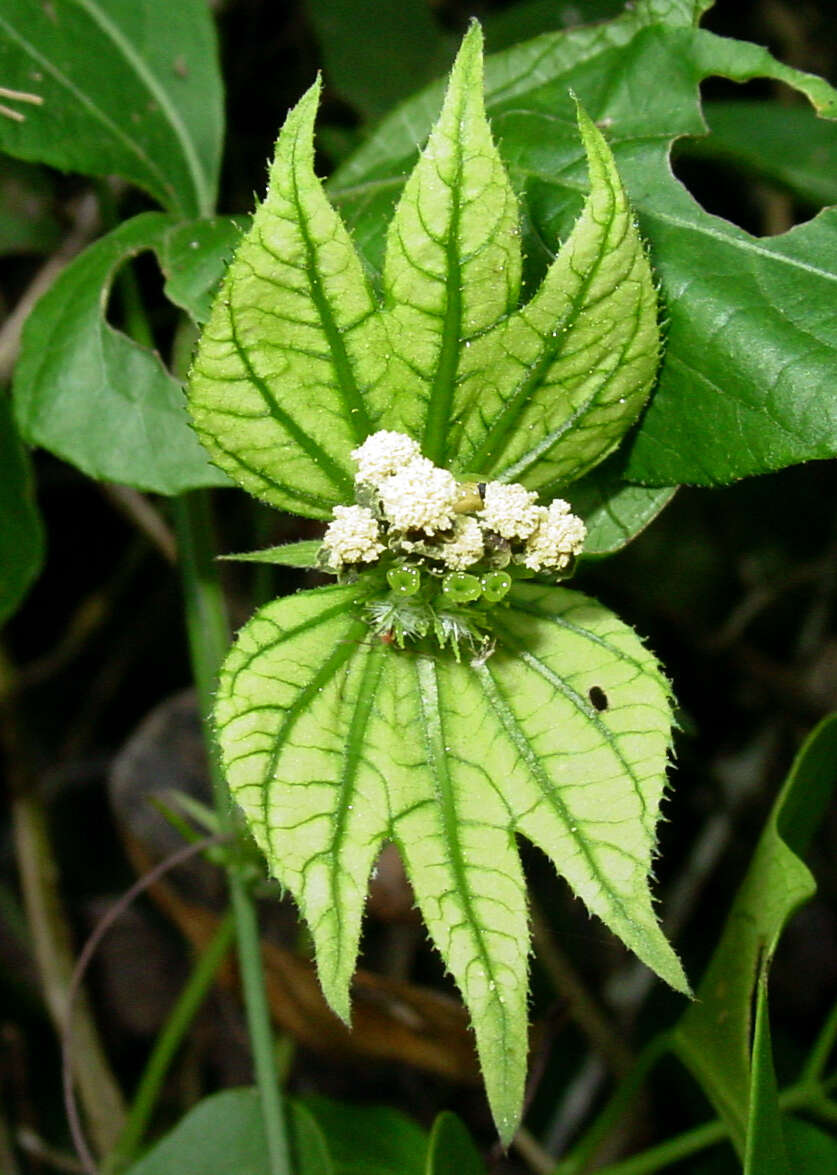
[61,834,227,1175]
[0,191,99,383]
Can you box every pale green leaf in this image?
[673,714,837,1151]
[188,78,387,519]
[376,22,522,462]
[450,100,660,494]
[0,396,44,625]
[0,0,222,216]
[13,213,227,494]
[330,15,837,487]
[219,540,323,567]
[215,581,687,1140]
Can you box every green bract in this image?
[188,23,688,1140]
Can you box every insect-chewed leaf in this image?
[215,579,687,1141]
[188,79,387,519]
[375,23,522,461]
[449,101,661,495]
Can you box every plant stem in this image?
[802,997,837,1082]
[552,1034,672,1174]
[0,648,127,1158]
[106,911,235,1172]
[172,491,293,1175]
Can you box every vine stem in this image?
[172,491,293,1175]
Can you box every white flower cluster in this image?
[320,430,586,574]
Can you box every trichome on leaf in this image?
[188,21,689,1141]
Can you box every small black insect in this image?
[476,482,487,500]
[588,685,608,712]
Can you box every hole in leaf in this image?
[104,249,175,356]
[671,78,833,237]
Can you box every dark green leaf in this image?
[302,1094,426,1175]
[330,15,837,486]
[159,216,247,325]
[0,0,222,216]
[123,1088,333,1175]
[425,1112,485,1175]
[682,100,837,208]
[13,214,228,494]
[673,714,837,1151]
[744,973,791,1175]
[564,456,676,556]
[0,158,60,255]
[219,540,323,567]
[304,0,450,121]
[0,396,44,625]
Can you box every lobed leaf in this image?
[330,13,837,487]
[12,213,227,494]
[215,580,687,1139]
[450,100,660,494]
[376,22,523,462]
[0,0,223,217]
[188,79,387,519]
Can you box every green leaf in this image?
[425,1112,485,1175]
[0,396,44,625]
[377,22,523,464]
[123,1087,333,1175]
[304,0,450,122]
[13,213,227,494]
[159,216,247,325]
[673,714,837,1151]
[219,540,323,568]
[215,580,687,1140]
[450,98,660,494]
[191,28,658,513]
[682,101,837,209]
[188,77,387,519]
[302,1094,426,1175]
[0,0,222,216]
[563,455,676,557]
[330,14,837,486]
[744,973,790,1175]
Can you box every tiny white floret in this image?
[479,481,541,540]
[438,515,486,570]
[378,456,458,533]
[521,499,587,572]
[322,505,384,567]
[351,430,422,486]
